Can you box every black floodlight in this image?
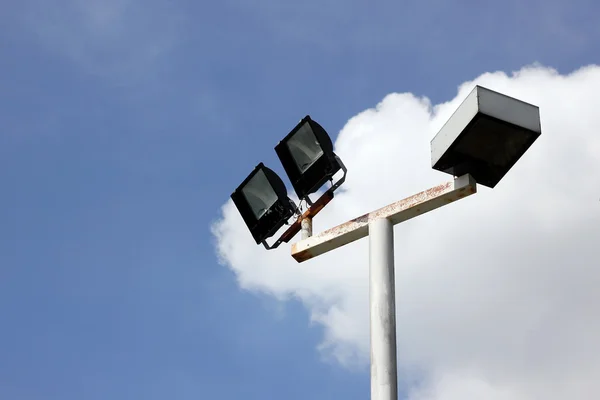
[431,86,541,188]
[275,116,345,202]
[231,163,297,245]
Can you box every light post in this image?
[229,86,541,400]
[290,86,541,400]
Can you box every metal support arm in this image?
[262,159,348,250]
[291,174,477,262]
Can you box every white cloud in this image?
[212,64,600,399]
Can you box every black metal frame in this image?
[261,156,347,250]
[231,163,298,245]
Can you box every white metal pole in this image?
[301,217,313,239]
[291,175,476,397]
[369,218,397,400]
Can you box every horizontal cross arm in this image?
[291,174,477,263]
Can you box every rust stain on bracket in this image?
[279,189,334,243]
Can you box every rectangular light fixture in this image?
[431,86,541,188]
[231,163,296,244]
[275,116,341,200]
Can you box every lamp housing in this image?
[231,163,296,244]
[431,85,541,188]
[275,116,341,200]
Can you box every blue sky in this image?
[1,0,598,399]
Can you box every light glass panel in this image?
[286,123,324,173]
[241,169,278,220]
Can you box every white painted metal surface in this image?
[369,218,397,400]
[301,217,313,239]
[430,85,541,168]
[291,174,476,262]
[430,87,479,164]
[478,86,541,133]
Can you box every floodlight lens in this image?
[286,123,324,173]
[241,169,278,220]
